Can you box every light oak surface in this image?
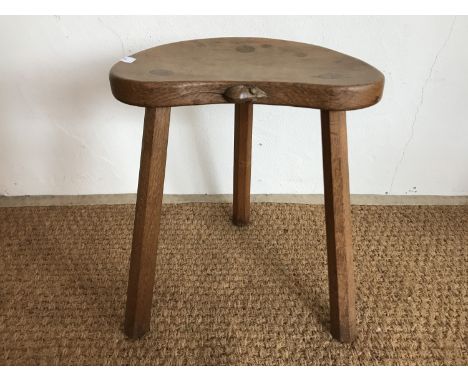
[233,103,253,225]
[321,111,356,342]
[124,107,171,338]
[110,37,384,110]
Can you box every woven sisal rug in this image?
[0,203,466,365]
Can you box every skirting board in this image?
[0,194,467,207]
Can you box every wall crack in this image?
[388,16,456,194]
[98,17,126,57]
[51,121,123,180]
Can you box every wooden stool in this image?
[109,37,384,343]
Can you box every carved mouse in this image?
[223,85,267,103]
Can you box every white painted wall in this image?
[1,16,467,196]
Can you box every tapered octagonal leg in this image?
[233,102,253,226]
[124,107,171,339]
[320,110,357,343]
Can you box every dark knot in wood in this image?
[223,85,267,103]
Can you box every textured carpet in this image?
[0,203,466,365]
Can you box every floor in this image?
[0,202,467,365]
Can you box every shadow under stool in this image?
[109,37,384,343]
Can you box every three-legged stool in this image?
[109,37,384,343]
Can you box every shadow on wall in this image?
[170,106,228,194]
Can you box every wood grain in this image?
[233,103,253,226]
[124,107,171,339]
[110,37,384,110]
[320,110,357,343]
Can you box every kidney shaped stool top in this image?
[109,37,384,343]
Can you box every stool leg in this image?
[233,102,253,226]
[320,110,357,343]
[124,107,171,339]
